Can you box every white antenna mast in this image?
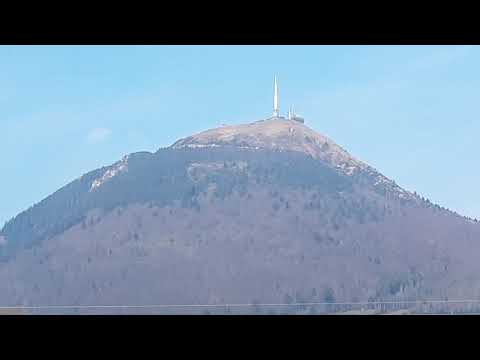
[273,75,279,117]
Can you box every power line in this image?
[1,299,480,310]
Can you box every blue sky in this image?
[1,45,479,225]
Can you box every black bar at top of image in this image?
[1,6,479,45]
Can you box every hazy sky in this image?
[1,45,479,225]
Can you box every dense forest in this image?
[1,145,479,313]
[0,147,356,260]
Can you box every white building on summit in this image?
[271,76,304,123]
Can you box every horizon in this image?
[2,45,479,226]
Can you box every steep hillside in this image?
[172,118,416,201]
[0,118,479,314]
[0,147,352,260]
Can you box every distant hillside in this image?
[1,118,479,314]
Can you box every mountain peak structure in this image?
[172,117,414,202]
[0,79,479,314]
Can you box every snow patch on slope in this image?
[90,155,129,192]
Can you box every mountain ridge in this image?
[1,118,477,254]
[0,117,479,314]
[171,119,421,201]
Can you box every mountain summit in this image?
[0,117,479,314]
[173,118,363,170]
[173,118,415,202]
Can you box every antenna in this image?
[273,75,279,117]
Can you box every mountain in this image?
[1,118,479,314]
